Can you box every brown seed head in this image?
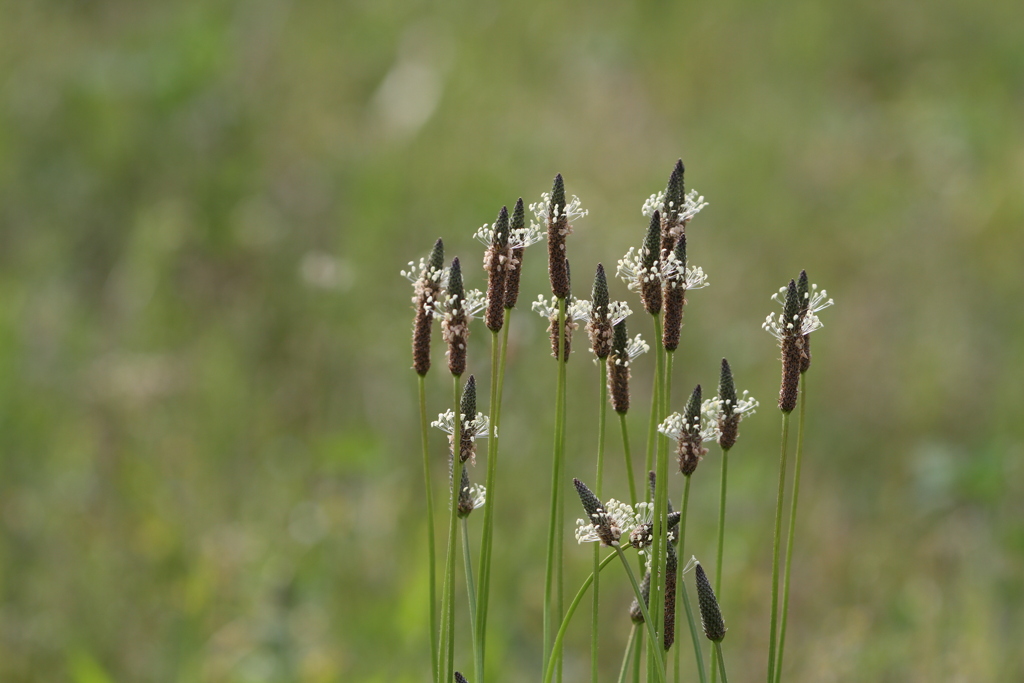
[587,263,614,358]
[717,358,740,450]
[503,198,526,309]
[484,206,511,332]
[662,234,687,351]
[629,570,651,624]
[778,279,801,412]
[411,238,444,375]
[694,561,727,641]
[641,211,663,315]
[547,174,571,299]
[608,320,631,414]
[442,257,469,376]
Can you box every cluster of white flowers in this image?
[641,189,708,225]
[658,411,719,444]
[761,284,833,342]
[431,409,494,440]
[661,252,710,291]
[531,294,574,319]
[574,498,649,547]
[569,299,632,326]
[702,390,760,424]
[472,222,546,250]
[616,246,660,293]
[431,288,487,320]
[529,192,588,231]
[610,334,650,367]
[460,483,487,512]
[400,257,444,284]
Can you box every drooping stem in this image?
[676,477,707,683]
[542,551,616,683]
[709,447,730,683]
[766,412,792,683]
[543,298,568,678]
[619,413,638,508]
[775,382,808,683]
[462,518,480,682]
[417,375,439,683]
[715,642,729,683]
[616,547,667,683]
[442,375,464,683]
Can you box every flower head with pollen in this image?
[761,280,832,342]
[532,294,578,360]
[432,408,491,465]
[572,478,645,548]
[661,251,709,292]
[456,465,487,518]
[642,189,708,232]
[402,239,445,376]
[659,385,716,475]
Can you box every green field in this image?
[1,1,1023,681]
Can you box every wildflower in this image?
[532,174,586,299]
[703,359,759,450]
[438,258,486,377]
[499,198,544,310]
[479,206,511,333]
[431,376,491,464]
[641,159,708,243]
[661,233,710,351]
[572,478,644,547]
[686,557,727,641]
[762,274,831,412]
[456,465,487,518]
[607,320,649,415]
[573,265,632,360]
[617,211,663,315]
[532,288,578,361]
[402,238,444,376]
[659,385,715,475]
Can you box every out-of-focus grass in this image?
[1,0,1022,681]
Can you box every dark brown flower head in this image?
[459,375,477,463]
[662,234,688,351]
[483,206,511,332]
[572,478,633,547]
[659,385,710,476]
[456,464,486,518]
[586,263,614,359]
[779,279,801,412]
[546,174,571,299]
[693,560,727,641]
[640,211,663,315]
[660,160,685,262]
[717,358,740,449]
[607,320,649,414]
[534,263,576,361]
[455,672,469,683]
[797,269,811,373]
[442,257,469,376]
[404,238,444,376]
[663,542,678,651]
[629,570,651,624]
[503,198,526,309]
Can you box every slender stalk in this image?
[417,376,439,683]
[616,548,668,683]
[649,313,667,678]
[633,628,643,683]
[442,375,464,683]
[618,624,638,683]
[665,350,674,408]
[543,298,568,676]
[618,414,638,507]
[709,447,730,683]
[714,642,729,683]
[775,383,808,683]
[555,299,568,683]
[543,551,617,683]
[592,362,609,683]
[462,518,480,681]
[766,413,792,683]
[476,329,503,677]
[675,477,707,683]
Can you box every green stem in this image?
[676,477,707,683]
[417,376,439,683]
[715,642,729,683]
[775,382,807,683]
[633,628,643,683]
[475,329,503,680]
[767,412,792,683]
[618,413,638,507]
[462,518,480,682]
[442,375,464,683]
[617,624,638,683]
[709,447,730,683]
[591,362,608,683]
[543,298,568,678]
[649,314,667,677]
[616,548,667,683]
[543,551,617,683]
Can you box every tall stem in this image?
[714,642,729,683]
[767,412,792,683]
[616,548,667,683]
[676,477,707,683]
[543,298,568,678]
[617,624,638,683]
[709,447,730,683]
[649,314,667,678]
[476,328,503,677]
[618,413,638,507]
[462,518,480,682]
[417,376,439,683]
[441,375,464,683]
[543,551,617,683]
[591,362,608,683]
[775,382,807,683]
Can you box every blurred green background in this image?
[2,0,1023,681]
